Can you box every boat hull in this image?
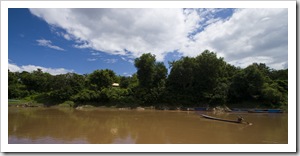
[201,114,241,124]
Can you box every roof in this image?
[112,83,119,87]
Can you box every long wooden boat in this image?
[201,114,242,124]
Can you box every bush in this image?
[58,101,75,108]
[261,83,283,107]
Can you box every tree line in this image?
[8,50,288,109]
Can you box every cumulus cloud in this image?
[36,39,65,51]
[182,8,288,69]
[8,62,74,75]
[29,8,192,61]
[30,8,288,69]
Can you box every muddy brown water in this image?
[8,107,288,144]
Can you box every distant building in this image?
[112,83,120,87]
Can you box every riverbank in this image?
[8,99,44,108]
[8,100,286,113]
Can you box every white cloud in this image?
[91,52,101,56]
[29,9,189,61]
[30,8,288,69]
[228,56,273,69]
[8,62,21,72]
[104,58,118,64]
[74,42,91,49]
[122,72,132,77]
[181,8,288,69]
[87,58,97,61]
[8,62,74,75]
[63,34,72,40]
[121,57,134,64]
[36,39,65,51]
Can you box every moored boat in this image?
[201,114,243,124]
[248,109,283,113]
[267,109,283,113]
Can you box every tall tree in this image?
[192,50,228,105]
[134,53,156,88]
[168,57,195,90]
[134,53,167,104]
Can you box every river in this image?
[8,107,288,144]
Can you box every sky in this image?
[8,8,288,76]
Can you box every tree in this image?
[134,53,168,104]
[193,50,227,99]
[243,64,265,98]
[119,74,139,89]
[8,70,28,98]
[88,69,118,90]
[47,73,86,103]
[153,62,168,88]
[209,82,229,106]
[253,63,271,78]
[167,57,195,91]
[167,50,230,106]
[7,50,288,109]
[134,53,156,88]
[270,69,288,81]
[166,57,196,104]
[228,63,266,103]
[261,83,284,107]
[228,70,248,101]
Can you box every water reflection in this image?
[8,107,288,144]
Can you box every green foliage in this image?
[101,87,130,103]
[71,89,103,103]
[134,53,156,88]
[208,82,229,106]
[261,83,283,107]
[88,69,118,90]
[228,63,266,101]
[8,50,288,109]
[167,57,196,95]
[119,74,138,89]
[193,50,227,100]
[153,62,168,88]
[270,69,288,80]
[167,50,230,106]
[134,53,168,104]
[243,64,265,97]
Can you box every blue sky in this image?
[9,9,139,76]
[8,8,288,76]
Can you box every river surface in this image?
[8,107,288,144]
